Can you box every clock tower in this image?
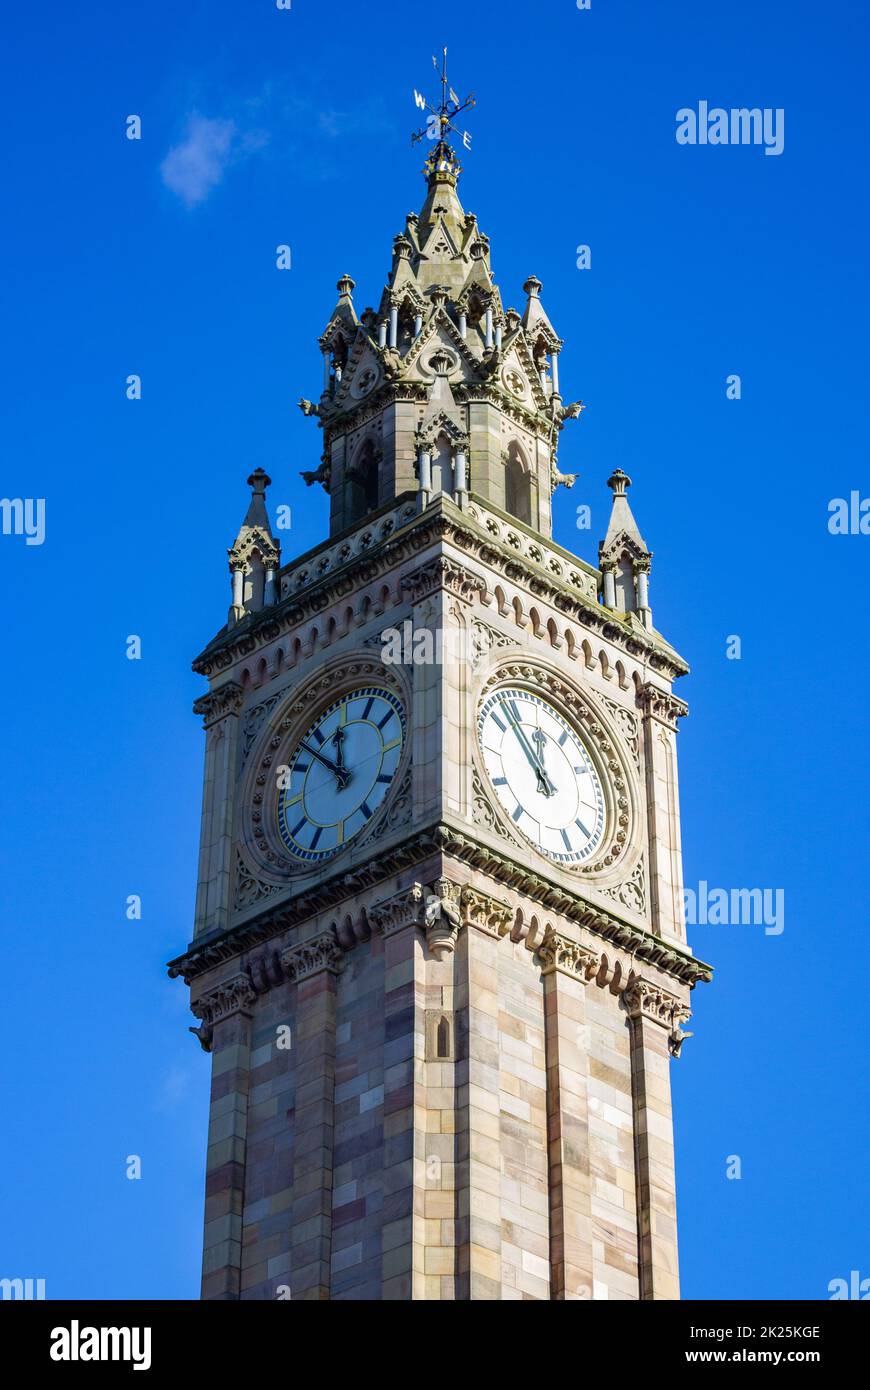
[170,64,711,1301]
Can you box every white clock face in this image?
[277,687,405,862]
[478,687,606,865]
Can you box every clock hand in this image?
[531,728,554,794]
[300,739,352,791]
[504,708,556,796]
[331,725,347,773]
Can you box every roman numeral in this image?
[511,804,523,822]
[309,827,323,850]
[291,815,307,838]
[560,829,573,851]
[575,817,591,838]
[378,711,393,730]
[362,697,374,720]
[361,801,374,819]
[490,713,506,732]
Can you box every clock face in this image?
[478,687,606,865]
[277,686,405,862]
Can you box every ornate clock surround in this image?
[240,657,412,880]
[471,656,642,883]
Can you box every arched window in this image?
[505,442,533,526]
[346,439,380,525]
[430,432,454,498]
[436,1015,451,1060]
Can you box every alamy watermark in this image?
[676,102,784,157]
[1,497,45,546]
[684,881,784,936]
[828,491,870,535]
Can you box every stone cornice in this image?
[192,497,687,682]
[167,821,712,991]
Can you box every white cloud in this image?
[160,113,238,208]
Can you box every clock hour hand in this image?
[300,738,352,791]
[331,725,347,773]
[504,708,556,797]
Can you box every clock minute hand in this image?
[300,739,351,790]
[504,709,556,797]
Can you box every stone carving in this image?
[470,620,516,668]
[471,766,500,833]
[537,927,600,981]
[192,498,684,682]
[241,694,281,760]
[623,977,693,1057]
[233,849,288,912]
[638,682,688,730]
[423,878,463,959]
[599,855,647,916]
[401,557,487,605]
[300,459,331,492]
[281,931,343,981]
[599,694,641,767]
[193,681,245,728]
[189,972,257,1049]
[366,883,426,937]
[460,886,514,938]
[549,464,578,494]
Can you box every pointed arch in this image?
[345,436,380,526]
[504,440,533,526]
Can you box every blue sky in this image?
[1,0,867,1300]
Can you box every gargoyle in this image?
[558,400,586,422]
[668,1026,694,1059]
[189,1023,213,1053]
[550,465,577,492]
[298,398,321,417]
[300,460,331,493]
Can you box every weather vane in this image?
[411,47,475,153]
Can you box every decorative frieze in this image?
[169,821,713,989]
[537,927,600,981]
[638,682,689,730]
[192,498,687,682]
[460,885,513,939]
[366,883,426,937]
[624,977,693,1056]
[193,681,245,728]
[189,972,257,1051]
[400,556,487,604]
[281,931,343,982]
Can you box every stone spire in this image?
[227,469,281,625]
[598,469,653,628]
[296,55,585,540]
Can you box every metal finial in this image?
[411,46,476,162]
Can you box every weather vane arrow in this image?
[411,46,476,152]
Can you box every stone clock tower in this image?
[170,74,711,1301]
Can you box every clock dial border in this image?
[477,685,607,867]
[276,685,407,864]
